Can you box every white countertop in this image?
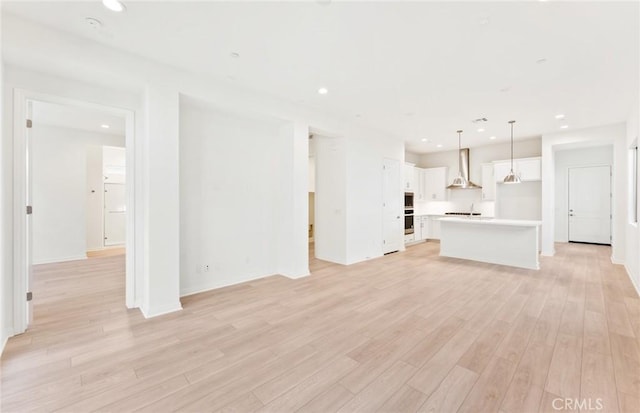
[438,217,542,227]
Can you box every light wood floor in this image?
[1,242,639,412]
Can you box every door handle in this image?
[569,213,574,216]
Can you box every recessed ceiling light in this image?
[477,128,485,133]
[555,114,565,119]
[230,52,240,58]
[436,144,443,148]
[317,87,328,95]
[560,125,569,129]
[421,138,428,142]
[102,0,126,12]
[489,136,497,140]
[101,124,110,129]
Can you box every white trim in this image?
[140,302,183,319]
[33,255,87,265]
[180,273,287,298]
[624,264,640,298]
[11,89,138,337]
[1,328,13,357]
[283,271,311,280]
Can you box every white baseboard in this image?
[180,273,270,298]
[624,264,640,298]
[140,302,182,319]
[0,328,12,357]
[283,270,310,280]
[33,255,87,265]
[86,246,125,252]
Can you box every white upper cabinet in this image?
[404,163,415,192]
[481,163,496,200]
[517,157,542,181]
[493,157,541,183]
[414,168,426,201]
[423,167,448,201]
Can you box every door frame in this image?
[12,88,137,334]
[567,164,612,244]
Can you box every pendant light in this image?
[447,130,469,188]
[503,120,521,184]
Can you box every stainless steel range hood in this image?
[447,148,482,189]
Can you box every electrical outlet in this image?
[204,264,209,272]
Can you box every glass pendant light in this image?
[447,130,469,188]
[503,120,521,184]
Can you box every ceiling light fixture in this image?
[317,87,328,95]
[101,124,110,129]
[230,52,240,58]
[560,125,569,129]
[421,138,428,142]
[477,128,485,133]
[102,0,126,12]
[536,58,548,64]
[555,114,565,119]
[503,120,521,184]
[489,136,497,140]
[436,144,443,148]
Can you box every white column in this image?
[141,85,182,317]
[276,122,310,278]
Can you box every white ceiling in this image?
[32,101,126,136]
[3,1,638,153]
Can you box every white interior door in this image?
[104,183,126,246]
[568,166,611,244]
[383,158,403,253]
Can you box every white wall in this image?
[31,124,124,264]
[626,99,640,294]
[345,130,404,264]
[541,123,627,261]
[179,99,307,296]
[314,134,347,264]
[554,145,613,242]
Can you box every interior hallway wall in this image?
[32,124,124,264]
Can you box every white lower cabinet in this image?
[417,216,429,241]
[404,233,415,244]
[428,217,441,240]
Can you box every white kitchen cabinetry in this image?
[427,216,441,240]
[517,157,542,181]
[493,157,541,183]
[418,216,430,240]
[414,168,426,201]
[481,163,496,201]
[404,163,415,192]
[423,167,448,201]
[493,161,512,183]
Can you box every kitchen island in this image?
[439,217,542,270]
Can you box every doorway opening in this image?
[13,90,136,335]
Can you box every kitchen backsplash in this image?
[414,189,496,217]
